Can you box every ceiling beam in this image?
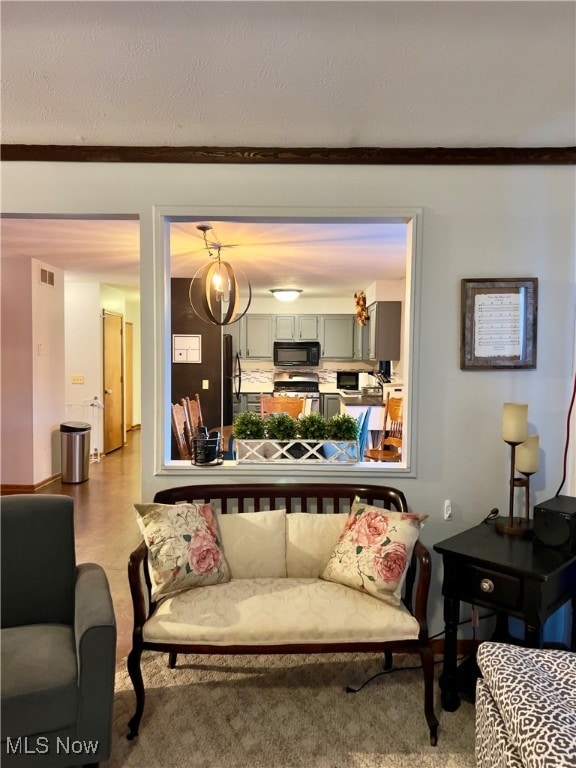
[2,145,575,165]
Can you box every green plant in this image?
[297,412,328,440]
[325,413,358,441]
[264,413,299,441]
[232,411,266,439]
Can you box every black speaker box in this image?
[533,496,576,553]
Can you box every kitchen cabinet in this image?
[274,315,319,341]
[322,394,341,420]
[366,302,401,361]
[353,318,367,360]
[226,318,244,358]
[320,315,355,359]
[245,315,273,358]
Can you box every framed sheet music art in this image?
[460,278,538,370]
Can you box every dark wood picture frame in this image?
[460,278,538,370]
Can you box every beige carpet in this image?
[104,651,476,768]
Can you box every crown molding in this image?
[1,145,575,164]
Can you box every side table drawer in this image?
[455,565,522,610]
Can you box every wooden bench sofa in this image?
[127,482,439,745]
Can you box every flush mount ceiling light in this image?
[270,289,302,302]
[189,224,252,326]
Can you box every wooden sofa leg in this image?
[168,652,178,668]
[127,646,145,740]
[421,648,439,746]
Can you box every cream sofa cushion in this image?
[143,578,420,646]
[217,509,286,579]
[285,513,347,577]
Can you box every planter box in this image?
[235,439,359,463]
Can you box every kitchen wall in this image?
[2,161,574,640]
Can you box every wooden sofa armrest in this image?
[128,540,151,632]
[404,538,432,638]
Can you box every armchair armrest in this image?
[404,539,432,639]
[74,563,116,762]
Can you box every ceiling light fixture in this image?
[189,224,252,326]
[270,289,302,302]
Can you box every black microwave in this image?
[336,371,359,391]
[273,341,321,367]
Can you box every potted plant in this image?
[297,412,328,441]
[325,413,358,441]
[264,413,298,441]
[324,413,359,461]
[232,411,266,439]
[284,411,326,459]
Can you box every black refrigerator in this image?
[223,333,241,426]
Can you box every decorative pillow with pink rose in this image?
[320,500,428,606]
[135,501,230,601]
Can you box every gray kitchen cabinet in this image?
[366,302,401,361]
[274,314,319,341]
[353,318,367,360]
[320,315,355,359]
[322,393,341,419]
[226,317,244,357]
[245,394,262,413]
[297,315,320,340]
[245,315,273,358]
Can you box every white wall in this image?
[2,161,575,636]
[1,257,65,486]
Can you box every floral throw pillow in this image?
[135,502,230,601]
[320,500,427,605]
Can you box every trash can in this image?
[60,421,91,483]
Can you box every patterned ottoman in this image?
[475,642,576,768]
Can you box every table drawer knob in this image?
[480,578,495,593]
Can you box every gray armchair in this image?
[1,495,116,767]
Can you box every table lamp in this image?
[494,403,539,538]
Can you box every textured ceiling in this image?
[2,1,575,148]
[1,1,574,296]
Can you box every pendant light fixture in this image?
[189,224,252,326]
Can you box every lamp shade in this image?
[516,434,539,474]
[502,403,528,443]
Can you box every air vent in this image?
[40,268,55,286]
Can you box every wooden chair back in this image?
[181,394,204,435]
[364,394,403,462]
[260,395,305,418]
[171,403,192,459]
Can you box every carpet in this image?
[104,651,476,768]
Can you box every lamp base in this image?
[494,516,533,538]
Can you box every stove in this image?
[273,371,320,394]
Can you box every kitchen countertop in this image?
[339,394,386,406]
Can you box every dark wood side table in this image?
[434,520,576,712]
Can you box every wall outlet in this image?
[443,499,452,520]
[202,379,209,390]
[71,374,84,384]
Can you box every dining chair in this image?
[260,395,305,418]
[364,394,403,462]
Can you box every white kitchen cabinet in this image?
[245,315,273,358]
[320,315,355,359]
[366,302,401,361]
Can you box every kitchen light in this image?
[270,289,302,302]
[189,224,252,326]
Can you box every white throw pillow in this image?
[286,513,348,578]
[217,509,286,578]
